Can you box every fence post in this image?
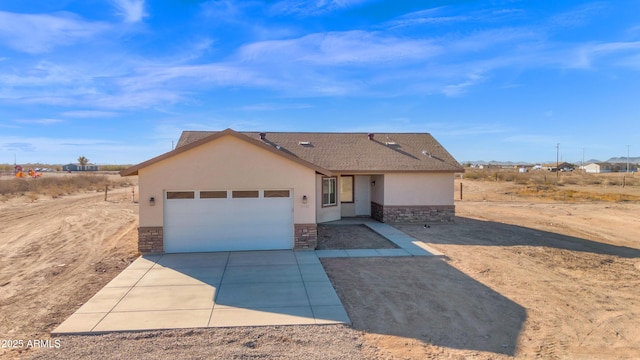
[460,182,463,200]
[104,184,108,201]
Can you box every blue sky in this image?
[1,0,639,165]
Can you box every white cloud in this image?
[114,63,280,93]
[0,11,109,54]
[239,30,440,65]
[548,2,606,28]
[112,0,147,23]
[14,119,64,125]
[385,7,469,29]
[442,73,486,97]
[342,121,511,136]
[385,6,526,30]
[553,40,640,69]
[0,61,85,87]
[241,103,313,111]
[270,0,372,16]
[61,110,119,118]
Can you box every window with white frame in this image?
[322,177,337,206]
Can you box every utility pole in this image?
[556,143,560,178]
[582,148,585,171]
[627,145,631,173]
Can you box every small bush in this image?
[463,171,484,180]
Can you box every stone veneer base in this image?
[294,223,318,250]
[139,224,319,253]
[371,202,455,223]
[138,226,164,253]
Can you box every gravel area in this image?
[24,326,376,360]
[317,224,398,250]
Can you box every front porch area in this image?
[316,173,456,225]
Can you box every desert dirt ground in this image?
[1,173,640,359]
[0,187,140,359]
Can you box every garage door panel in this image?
[164,191,293,253]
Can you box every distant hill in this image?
[607,156,640,163]
[463,157,640,166]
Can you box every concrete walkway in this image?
[53,250,349,335]
[316,219,444,258]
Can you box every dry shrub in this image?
[0,175,127,199]
[462,171,484,180]
[517,184,640,202]
[559,175,578,185]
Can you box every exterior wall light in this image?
[149,197,155,206]
[302,195,308,204]
[371,181,376,186]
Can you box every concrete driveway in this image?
[53,250,349,334]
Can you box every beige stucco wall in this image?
[138,135,317,227]
[370,174,384,204]
[383,172,454,206]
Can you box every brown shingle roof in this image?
[175,130,463,173]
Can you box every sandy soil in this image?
[0,188,140,359]
[26,326,375,360]
[321,180,640,359]
[2,177,640,359]
[317,224,398,250]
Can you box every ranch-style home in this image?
[121,128,464,254]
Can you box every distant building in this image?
[543,162,574,172]
[611,162,639,173]
[579,162,639,173]
[581,162,613,173]
[62,163,99,171]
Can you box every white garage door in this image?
[164,189,293,253]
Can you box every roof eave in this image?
[119,128,334,177]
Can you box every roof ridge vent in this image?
[385,134,397,145]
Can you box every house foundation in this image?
[371,202,455,223]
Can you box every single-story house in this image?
[580,162,612,173]
[581,162,638,173]
[62,163,99,171]
[120,129,464,254]
[543,162,574,172]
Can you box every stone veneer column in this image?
[371,202,384,222]
[294,224,318,250]
[138,226,164,253]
